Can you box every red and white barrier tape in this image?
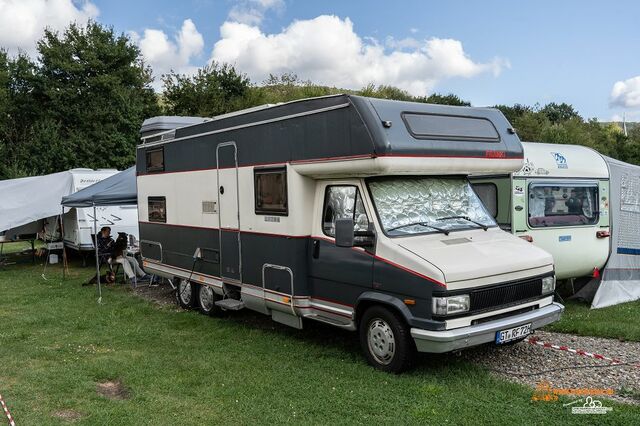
[0,394,15,426]
[526,336,638,366]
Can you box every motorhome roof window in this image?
[528,182,598,228]
[402,113,500,141]
[254,167,288,215]
[368,177,496,237]
[146,147,164,173]
[322,186,369,237]
[148,196,166,223]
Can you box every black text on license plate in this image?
[495,323,532,344]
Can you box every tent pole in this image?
[93,204,102,304]
[60,206,68,279]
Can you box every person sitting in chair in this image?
[101,228,151,284]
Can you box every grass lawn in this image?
[1,262,639,425]
[545,299,640,342]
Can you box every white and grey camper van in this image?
[136,95,564,372]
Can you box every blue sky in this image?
[2,0,640,120]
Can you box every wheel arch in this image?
[354,292,413,328]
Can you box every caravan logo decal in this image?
[551,152,568,169]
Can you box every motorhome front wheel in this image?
[359,306,417,373]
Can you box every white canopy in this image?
[0,170,75,234]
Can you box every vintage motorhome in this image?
[471,142,610,281]
[136,95,563,372]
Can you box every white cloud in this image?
[211,15,508,95]
[228,0,284,26]
[611,76,640,108]
[130,19,204,84]
[0,0,99,56]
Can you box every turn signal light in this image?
[519,235,534,243]
[404,299,416,305]
[596,230,610,239]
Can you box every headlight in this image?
[542,275,555,294]
[432,294,470,316]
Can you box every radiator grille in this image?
[470,278,543,312]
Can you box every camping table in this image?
[0,237,36,266]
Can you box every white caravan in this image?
[58,169,139,251]
[471,142,611,281]
[136,96,563,372]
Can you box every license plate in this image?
[495,323,532,344]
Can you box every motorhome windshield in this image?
[528,182,599,227]
[368,177,496,236]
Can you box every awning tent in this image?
[0,170,75,233]
[573,156,640,308]
[61,166,137,208]
[590,156,640,308]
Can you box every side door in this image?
[308,182,374,306]
[216,142,241,282]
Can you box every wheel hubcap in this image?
[200,286,214,311]
[178,280,191,305]
[367,318,396,365]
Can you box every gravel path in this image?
[461,330,640,405]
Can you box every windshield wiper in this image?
[388,221,450,235]
[437,215,488,231]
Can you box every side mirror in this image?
[335,218,355,247]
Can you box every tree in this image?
[494,103,533,124]
[32,21,160,173]
[421,93,471,106]
[539,102,580,124]
[162,63,256,117]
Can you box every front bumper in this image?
[411,302,564,353]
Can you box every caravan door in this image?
[216,142,241,282]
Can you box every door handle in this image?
[312,240,320,259]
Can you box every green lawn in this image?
[1,262,638,425]
[545,299,640,342]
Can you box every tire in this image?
[198,285,222,316]
[176,278,197,309]
[359,305,417,373]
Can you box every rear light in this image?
[593,267,600,278]
[596,230,610,238]
[519,235,534,243]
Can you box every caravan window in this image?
[323,186,369,237]
[148,197,166,223]
[254,167,288,215]
[528,182,599,228]
[146,147,164,173]
[402,113,500,142]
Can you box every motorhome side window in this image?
[254,167,288,215]
[528,183,598,227]
[472,183,498,218]
[148,197,166,223]
[146,147,164,173]
[322,186,369,237]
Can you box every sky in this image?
[0,0,639,121]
